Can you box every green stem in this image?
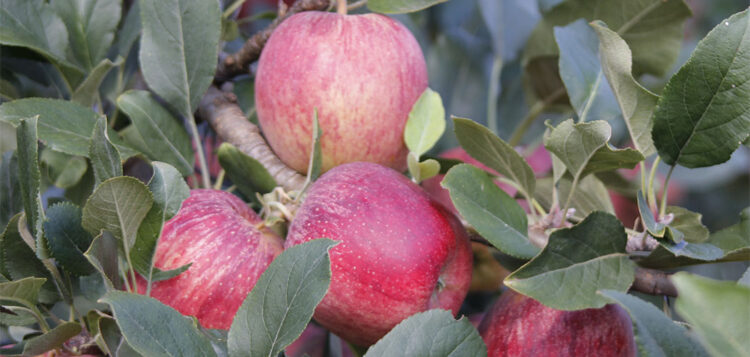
[508,87,566,147]
[487,57,503,134]
[222,0,246,19]
[214,169,226,190]
[347,0,368,11]
[187,113,212,189]
[561,174,581,220]
[658,165,675,218]
[647,157,660,213]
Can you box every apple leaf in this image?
[40,149,88,189]
[364,309,487,357]
[139,0,220,118]
[217,143,277,199]
[367,0,449,14]
[453,117,535,200]
[598,290,709,357]
[101,290,218,357]
[591,21,658,157]
[0,277,45,310]
[637,191,666,238]
[558,175,615,220]
[555,20,620,124]
[228,239,337,357]
[71,58,122,107]
[22,321,82,356]
[117,90,195,177]
[407,153,440,184]
[739,267,750,287]
[89,117,122,188]
[652,9,750,168]
[0,151,22,230]
[84,232,121,290]
[82,176,153,250]
[673,273,750,356]
[667,206,709,243]
[306,110,323,183]
[16,116,45,256]
[0,98,138,158]
[43,202,95,276]
[505,212,636,310]
[405,88,446,158]
[442,164,538,259]
[51,0,121,72]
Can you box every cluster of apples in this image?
[143,4,637,356]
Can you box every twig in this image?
[631,267,678,297]
[215,0,331,81]
[197,86,306,191]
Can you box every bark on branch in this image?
[198,86,306,191]
[631,267,678,297]
[214,0,332,81]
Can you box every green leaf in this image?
[453,117,536,199]
[638,191,666,238]
[705,207,750,260]
[407,153,440,184]
[441,164,537,259]
[101,290,218,357]
[367,0,449,14]
[535,176,615,221]
[0,151,22,229]
[82,176,153,250]
[139,0,221,117]
[71,58,122,107]
[306,111,323,183]
[667,206,709,243]
[43,203,95,276]
[217,143,277,199]
[598,290,708,357]
[40,149,88,189]
[364,310,487,357]
[228,239,337,357]
[84,232,121,290]
[89,117,122,188]
[22,321,82,356]
[0,277,46,309]
[739,267,750,287]
[0,98,138,158]
[16,116,45,256]
[673,273,750,357]
[555,20,620,123]
[115,0,141,58]
[52,0,121,71]
[652,9,750,168]
[591,21,659,156]
[404,88,446,157]
[505,212,636,310]
[116,90,194,176]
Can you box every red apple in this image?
[478,290,636,357]
[255,12,428,173]
[139,189,284,330]
[285,162,472,346]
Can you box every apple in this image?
[284,162,472,346]
[478,290,636,357]
[139,189,284,330]
[255,12,428,173]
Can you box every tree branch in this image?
[630,267,678,297]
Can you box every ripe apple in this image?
[139,189,284,330]
[478,290,636,357]
[255,12,428,173]
[284,162,472,346]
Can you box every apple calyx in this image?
[256,186,301,228]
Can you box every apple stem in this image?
[337,0,347,15]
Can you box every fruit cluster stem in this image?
[337,0,347,15]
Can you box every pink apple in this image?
[478,290,636,357]
[139,189,284,330]
[285,162,472,346]
[255,12,428,173]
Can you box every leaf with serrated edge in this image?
[365,309,487,357]
[505,212,635,310]
[22,322,82,355]
[1,151,22,230]
[442,164,537,259]
[405,88,446,158]
[43,203,95,276]
[89,117,122,188]
[367,0,448,14]
[667,206,709,243]
[101,290,218,357]
[598,290,708,357]
[673,273,750,357]
[52,0,121,71]
[0,214,57,304]
[652,9,750,168]
[228,239,337,357]
[16,116,46,256]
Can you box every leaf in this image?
[555,20,620,123]
[652,9,750,168]
[22,321,82,355]
[739,267,750,287]
[116,90,194,176]
[82,176,153,250]
[72,58,122,107]
[43,203,95,276]
[591,21,658,156]
[417,158,440,182]
[0,151,22,229]
[101,291,218,357]
[89,117,122,188]
[638,191,666,238]
[52,0,121,71]
[0,98,138,158]
[217,143,277,199]
[115,0,141,58]
[228,239,337,357]
[441,164,538,259]
[704,207,750,260]
[667,206,709,243]
[0,214,57,304]
[16,116,45,256]
[404,88,446,157]
[139,0,221,117]
[557,174,615,220]
[306,111,323,183]
[453,117,535,199]
[505,212,636,310]
[673,273,750,357]
[367,0,448,14]
[598,290,708,357]
[84,232,121,290]
[40,149,88,189]
[364,310,487,357]
[0,277,46,309]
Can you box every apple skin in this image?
[139,189,284,330]
[255,12,428,173]
[478,290,636,357]
[285,162,473,346]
